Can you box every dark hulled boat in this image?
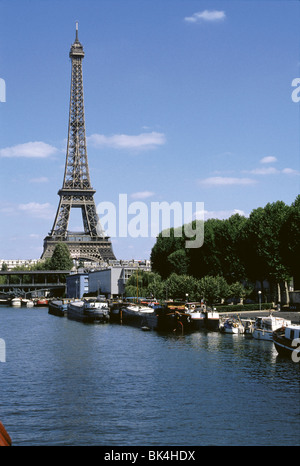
[48,299,69,317]
[273,324,300,358]
[156,302,193,334]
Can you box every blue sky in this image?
[0,0,299,261]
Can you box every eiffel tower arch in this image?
[41,23,116,263]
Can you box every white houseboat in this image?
[252,315,291,341]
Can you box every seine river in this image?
[0,305,299,447]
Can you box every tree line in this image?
[125,270,255,306]
[149,196,300,305]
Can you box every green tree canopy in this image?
[239,201,291,285]
[198,275,230,306]
[49,243,73,270]
[279,195,300,286]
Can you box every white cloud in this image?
[130,191,155,200]
[29,176,49,183]
[18,202,55,219]
[87,132,166,150]
[260,156,277,164]
[247,167,279,175]
[0,141,58,158]
[195,208,248,220]
[198,177,256,186]
[185,10,226,23]
[245,166,299,175]
[282,168,300,175]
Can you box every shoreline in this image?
[218,309,300,324]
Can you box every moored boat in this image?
[67,299,110,323]
[0,295,11,305]
[35,298,49,307]
[185,303,206,330]
[48,299,69,317]
[120,303,158,330]
[109,300,122,321]
[273,324,300,358]
[11,297,21,307]
[204,308,220,331]
[21,298,34,307]
[241,318,255,335]
[252,315,291,341]
[219,317,244,334]
[156,302,193,333]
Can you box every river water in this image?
[0,305,299,446]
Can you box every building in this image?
[65,261,151,298]
[66,273,89,298]
[0,259,39,271]
[88,261,151,297]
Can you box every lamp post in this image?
[258,290,262,311]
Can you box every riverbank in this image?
[219,309,300,324]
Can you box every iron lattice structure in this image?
[41,24,116,263]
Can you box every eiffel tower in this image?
[41,23,116,263]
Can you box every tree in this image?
[239,201,291,303]
[125,270,163,299]
[49,243,73,270]
[213,214,247,283]
[198,275,230,306]
[150,227,186,278]
[229,281,253,304]
[188,218,223,279]
[279,195,300,289]
[167,249,190,275]
[165,273,200,301]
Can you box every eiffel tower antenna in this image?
[41,23,116,264]
[75,21,79,41]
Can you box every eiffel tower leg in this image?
[51,200,71,237]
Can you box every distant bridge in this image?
[0,270,71,296]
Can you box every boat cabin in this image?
[285,325,300,340]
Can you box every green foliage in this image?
[165,273,199,301]
[279,195,300,285]
[150,227,187,279]
[150,197,297,294]
[124,270,251,306]
[125,270,164,299]
[167,249,190,275]
[49,243,73,270]
[198,275,230,306]
[239,201,291,284]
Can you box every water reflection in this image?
[0,307,299,446]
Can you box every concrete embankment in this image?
[218,309,300,324]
